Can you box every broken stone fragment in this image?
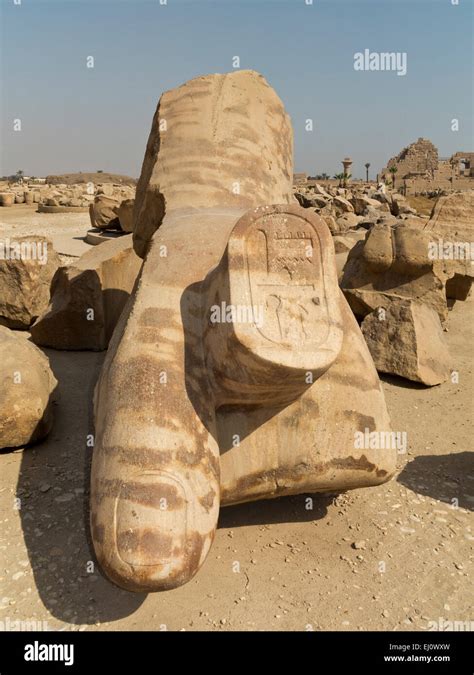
[0,236,61,330]
[390,193,416,217]
[0,193,14,206]
[425,189,474,241]
[333,195,354,215]
[0,326,57,449]
[89,194,121,230]
[341,220,473,323]
[335,212,362,232]
[361,299,453,386]
[117,198,135,233]
[31,235,142,350]
[333,232,366,254]
[350,195,384,216]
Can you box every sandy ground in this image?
[0,206,472,632]
[0,205,92,261]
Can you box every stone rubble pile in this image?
[293,182,418,235]
[0,182,135,229]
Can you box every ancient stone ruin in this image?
[380,137,474,195]
[90,70,396,592]
[382,137,439,179]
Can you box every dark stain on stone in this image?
[199,488,216,512]
[342,411,376,432]
[327,371,381,392]
[117,529,173,559]
[331,454,388,478]
[222,453,388,502]
[177,446,204,466]
[115,355,171,408]
[103,445,172,468]
[184,531,205,577]
[120,481,185,510]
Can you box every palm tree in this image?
[333,173,344,187]
[389,166,398,189]
[342,172,351,188]
[365,163,370,182]
[15,169,24,183]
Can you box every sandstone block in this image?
[0,326,57,449]
[361,300,453,385]
[0,237,61,329]
[335,212,362,232]
[31,235,142,350]
[333,196,354,215]
[426,190,474,241]
[117,199,135,233]
[350,195,383,215]
[89,195,121,230]
[0,193,14,206]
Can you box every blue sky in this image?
[1,0,472,178]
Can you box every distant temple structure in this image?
[379,137,473,194]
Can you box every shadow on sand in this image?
[15,347,146,625]
[397,451,473,511]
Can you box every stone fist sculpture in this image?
[91,71,396,592]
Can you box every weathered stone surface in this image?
[117,198,135,233]
[0,326,57,449]
[294,192,328,209]
[93,205,395,593]
[333,195,354,215]
[381,137,438,179]
[426,190,474,240]
[313,184,332,199]
[333,231,366,253]
[31,235,142,351]
[0,237,61,329]
[391,193,416,216]
[361,300,453,385]
[132,70,294,258]
[89,195,121,230]
[91,71,395,594]
[0,193,14,206]
[317,214,337,234]
[341,222,473,322]
[351,195,383,215]
[335,212,362,232]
